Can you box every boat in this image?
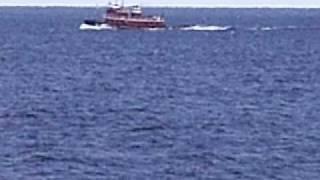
[83,1,166,30]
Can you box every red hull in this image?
[105,17,166,29]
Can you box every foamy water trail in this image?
[260,27,275,31]
[79,23,115,31]
[252,25,312,31]
[179,25,232,31]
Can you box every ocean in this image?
[0,7,320,179]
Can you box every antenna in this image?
[95,2,98,17]
[121,0,124,7]
[95,0,99,18]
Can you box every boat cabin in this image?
[106,3,143,18]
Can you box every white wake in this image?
[180,25,231,31]
[79,23,115,31]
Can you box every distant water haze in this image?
[1,0,320,8]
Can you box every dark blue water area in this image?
[0,7,320,179]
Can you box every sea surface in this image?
[0,7,320,179]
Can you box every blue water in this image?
[0,7,320,179]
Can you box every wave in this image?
[259,26,298,31]
[79,23,115,31]
[251,25,317,31]
[179,25,320,32]
[179,25,232,31]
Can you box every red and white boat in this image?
[83,1,166,30]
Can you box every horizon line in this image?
[1,4,320,9]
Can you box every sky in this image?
[1,0,320,8]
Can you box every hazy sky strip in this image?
[1,0,320,8]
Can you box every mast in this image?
[121,0,124,7]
